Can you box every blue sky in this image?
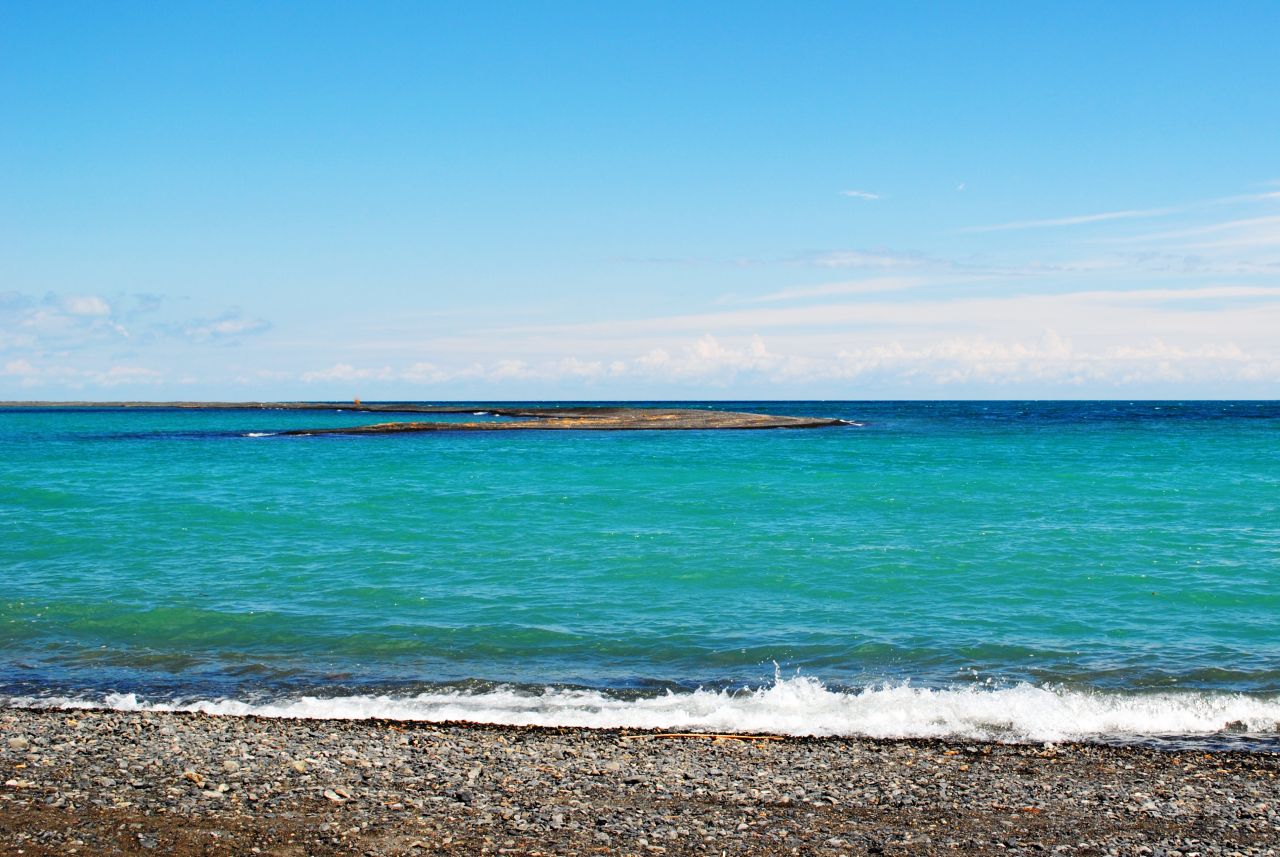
[3,1,1279,399]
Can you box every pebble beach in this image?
[3,708,1279,856]
[8,0,1280,849]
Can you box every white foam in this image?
[11,678,1280,743]
[244,432,276,438]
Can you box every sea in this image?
[2,401,1278,749]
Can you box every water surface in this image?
[3,401,1278,745]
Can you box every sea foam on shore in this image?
[11,675,1280,746]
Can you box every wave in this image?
[243,432,276,438]
[9,677,1280,744]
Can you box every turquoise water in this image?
[3,402,1279,744]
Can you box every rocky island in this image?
[280,406,845,434]
[0,402,848,433]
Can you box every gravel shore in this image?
[2,708,1278,856]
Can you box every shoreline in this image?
[4,708,1278,855]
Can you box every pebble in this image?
[1,708,1278,856]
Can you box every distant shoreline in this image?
[0,401,847,432]
[0,400,506,411]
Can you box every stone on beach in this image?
[2,708,1279,856]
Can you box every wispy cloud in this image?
[803,250,931,269]
[480,284,1280,348]
[1,359,165,388]
[4,293,131,343]
[300,363,394,383]
[8,181,1280,397]
[626,248,930,271]
[1121,215,1280,250]
[962,190,1280,234]
[286,327,1280,392]
[62,296,111,317]
[298,357,626,387]
[840,189,881,200]
[0,292,273,353]
[748,277,927,303]
[962,206,1182,233]
[182,312,272,341]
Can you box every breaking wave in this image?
[10,677,1280,745]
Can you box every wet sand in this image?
[3,708,1278,856]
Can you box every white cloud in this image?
[633,334,786,383]
[22,309,79,333]
[297,358,615,387]
[208,318,268,337]
[828,333,1275,387]
[488,283,1280,345]
[300,363,394,383]
[0,332,30,350]
[805,250,929,269]
[62,296,111,316]
[6,183,1279,397]
[0,291,276,353]
[281,317,1280,391]
[612,331,1279,389]
[401,362,449,383]
[749,277,927,303]
[235,369,293,384]
[99,366,163,386]
[183,314,271,341]
[1,360,163,388]
[3,359,37,377]
[546,357,614,380]
[487,359,533,381]
[840,190,881,200]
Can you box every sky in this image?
[2,2,1279,400]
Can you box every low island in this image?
[0,402,848,433]
[280,406,846,434]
